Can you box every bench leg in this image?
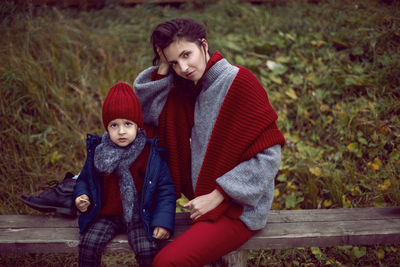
[205,249,248,267]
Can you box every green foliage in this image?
[0,0,399,265]
[248,245,400,266]
[0,252,138,266]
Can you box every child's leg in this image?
[79,216,125,267]
[152,215,256,267]
[127,219,158,267]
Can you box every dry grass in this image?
[1,0,399,265]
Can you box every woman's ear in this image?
[200,38,209,58]
[200,39,210,62]
[201,38,209,50]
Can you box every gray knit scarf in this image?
[94,129,146,224]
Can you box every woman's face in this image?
[163,39,210,83]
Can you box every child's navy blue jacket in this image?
[73,134,177,241]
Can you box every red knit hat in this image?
[102,82,143,130]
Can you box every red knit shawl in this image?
[150,52,285,222]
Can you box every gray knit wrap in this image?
[94,129,146,224]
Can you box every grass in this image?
[1,0,399,265]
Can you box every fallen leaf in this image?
[309,167,322,177]
[286,88,298,100]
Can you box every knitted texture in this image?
[158,86,195,199]
[154,52,225,199]
[190,58,237,190]
[193,66,285,222]
[94,129,146,223]
[157,52,285,222]
[102,82,143,130]
[99,146,149,216]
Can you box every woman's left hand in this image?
[184,189,224,220]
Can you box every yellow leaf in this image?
[342,195,351,208]
[334,103,346,118]
[383,179,391,189]
[45,150,64,165]
[274,188,280,198]
[176,196,189,207]
[285,88,298,100]
[286,33,296,42]
[272,202,281,210]
[377,248,385,259]
[323,199,332,208]
[334,260,344,266]
[288,181,298,191]
[309,167,322,177]
[320,103,330,112]
[378,179,391,191]
[347,142,359,153]
[311,247,322,256]
[311,40,327,48]
[368,157,382,172]
[351,185,361,196]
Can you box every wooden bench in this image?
[1,207,400,266]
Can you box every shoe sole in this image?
[19,197,76,217]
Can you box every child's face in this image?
[163,38,210,83]
[107,119,138,147]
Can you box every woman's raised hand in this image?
[157,47,170,75]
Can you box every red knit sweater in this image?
[151,52,285,222]
[99,145,149,216]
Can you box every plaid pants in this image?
[79,216,158,267]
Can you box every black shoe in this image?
[20,172,77,217]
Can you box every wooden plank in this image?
[3,207,399,228]
[1,207,399,254]
[1,218,399,253]
[1,207,399,229]
[18,0,275,6]
[205,250,248,267]
[0,228,130,253]
[0,213,190,228]
[246,218,400,249]
[0,215,77,228]
[267,207,400,223]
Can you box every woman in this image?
[134,18,285,266]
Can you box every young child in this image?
[74,82,176,267]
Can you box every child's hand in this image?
[75,194,90,212]
[153,226,170,240]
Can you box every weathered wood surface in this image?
[1,207,399,254]
[18,0,275,6]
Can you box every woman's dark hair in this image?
[150,18,208,66]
